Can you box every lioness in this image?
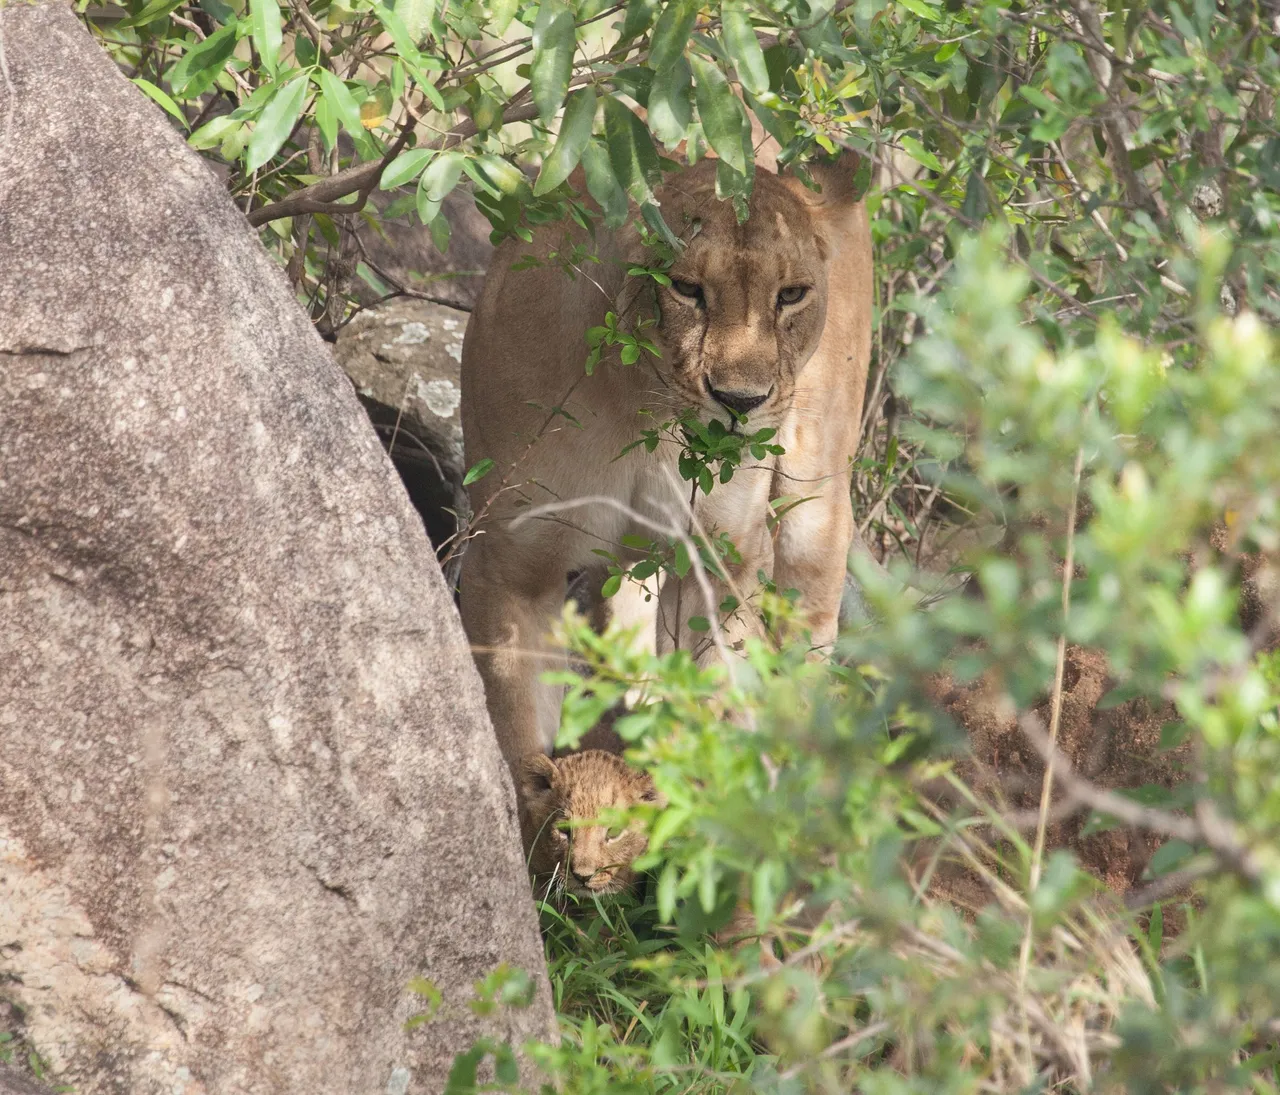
[460,149,872,780]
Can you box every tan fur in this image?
[460,151,873,781]
[517,750,659,897]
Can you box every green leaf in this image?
[291,35,316,69]
[673,540,691,578]
[406,977,442,1020]
[647,54,692,148]
[199,0,235,21]
[898,134,944,174]
[582,139,629,227]
[689,55,748,175]
[621,0,659,40]
[314,88,338,150]
[429,211,451,253]
[601,573,623,598]
[657,860,679,921]
[648,0,698,73]
[603,97,661,205]
[313,69,376,157]
[488,0,518,35]
[961,163,989,222]
[117,0,183,28]
[396,0,438,41]
[1019,85,1055,112]
[531,0,575,123]
[375,4,427,77]
[245,75,309,172]
[462,457,495,486]
[443,1047,484,1095]
[380,147,434,189]
[132,78,188,128]
[721,3,768,96]
[249,0,283,74]
[687,615,710,631]
[535,87,597,195]
[188,114,240,150]
[493,1045,519,1086]
[417,150,465,223]
[465,154,528,197]
[169,22,239,98]
[640,202,680,249]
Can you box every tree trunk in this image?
[0,3,554,1093]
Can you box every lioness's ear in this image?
[777,146,865,210]
[520,752,558,796]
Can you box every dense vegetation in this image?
[90,0,1280,1089]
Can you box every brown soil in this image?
[924,538,1276,916]
[930,646,1190,901]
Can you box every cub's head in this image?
[634,150,863,428]
[518,750,661,898]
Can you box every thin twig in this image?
[1124,858,1219,910]
[1016,441,1084,1077]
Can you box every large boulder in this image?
[0,4,554,1093]
[0,1068,51,1095]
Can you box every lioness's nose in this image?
[706,382,772,416]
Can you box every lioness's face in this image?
[642,165,832,428]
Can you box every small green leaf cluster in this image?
[585,311,659,374]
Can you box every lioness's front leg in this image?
[770,466,854,651]
[459,533,568,773]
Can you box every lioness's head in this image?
[518,750,661,897]
[634,150,862,427]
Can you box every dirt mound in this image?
[933,646,1190,898]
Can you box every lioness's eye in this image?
[671,279,703,301]
[777,285,809,307]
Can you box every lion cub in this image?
[517,750,659,898]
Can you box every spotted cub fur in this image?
[517,750,660,897]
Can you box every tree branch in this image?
[246,101,542,227]
[1017,712,1264,886]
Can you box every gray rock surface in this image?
[0,4,554,1093]
[335,299,470,561]
[0,1067,52,1095]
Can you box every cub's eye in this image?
[777,285,809,307]
[670,279,703,302]
[606,824,626,841]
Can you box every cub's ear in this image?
[519,752,559,797]
[639,782,667,809]
[778,146,866,210]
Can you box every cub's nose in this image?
[572,867,595,885]
[706,380,771,416]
